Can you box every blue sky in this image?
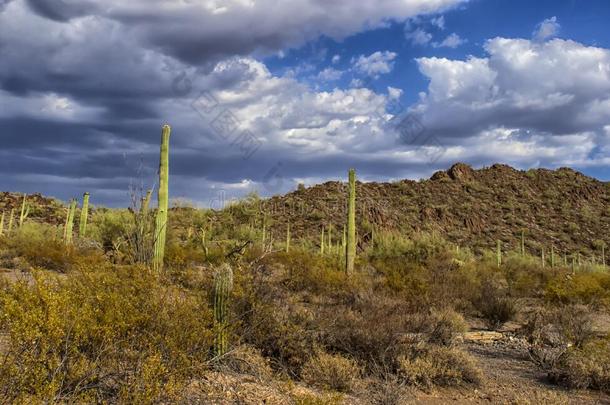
[0,0,609,206]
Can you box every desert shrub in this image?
[425,308,468,346]
[3,222,103,272]
[524,305,595,371]
[502,253,556,297]
[396,345,482,387]
[164,240,205,269]
[213,345,273,380]
[232,267,317,375]
[87,209,134,252]
[318,295,419,370]
[369,231,449,264]
[545,271,610,307]
[0,265,214,403]
[476,279,517,330]
[548,338,610,392]
[274,250,365,298]
[301,351,360,392]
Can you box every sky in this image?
[1,0,609,207]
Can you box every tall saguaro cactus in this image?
[64,199,77,244]
[79,192,90,237]
[346,168,356,273]
[520,230,525,256]
[541,247,545,268]
[320,226,325,254]
[19,194,30,228]
[286,222,291,253]
[153,125,171,272]
[496,240,502,267]
[7,208,15,234]
[213,263,234,357]
[550,246,555,267]
[0,212,4,236]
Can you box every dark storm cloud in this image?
[25,0,97,22]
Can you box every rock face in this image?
[448,163,475,181]
[261,162,610,254]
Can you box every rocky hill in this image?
[262,163,610,256]
[2,163,609,257]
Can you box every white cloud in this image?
[433,33,466,48]
[331,54,341,64]
[412,37,610,168]
[352,51,398,77]
[533,16,560,42]
[405,27,433,46]
[431,15,445,30]
[316,67,343,81]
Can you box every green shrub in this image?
[549,338,610,392]
[0,265,213,403]
[396,345,482,387]
[301,351,360,392]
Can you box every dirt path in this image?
[411,337,610,404]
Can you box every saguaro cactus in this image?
[19,194,30,228]
[286,222,291,253]
[79,192,90,237]
[213,263,233,357]
[7,208,15,234]
[320,226,325,254]
[541,247,545,268]
[550,246,555,267]
[520,230,525,256]
[64,199,77,244]
[496,240,502,267]
[0,211,4,236]
[346,168,356,273]
[153,124,171,272]
[143,189,152,214]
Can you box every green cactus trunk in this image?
[18,194,29,228]
[550,246,555,267]
[64,199,77,244]
[520,230,525,256]
[153,125,171,272]
[320,226,325,254]
[327,225,332,251]
[79,192,90,237]
[541,248,545,268]
[0,211,4,236]
[7,208,15,234]
[346,169,356,273]
[602,245,606,267]
[213,263,233,357]
[142,189,152,215]
[496,240,502,267]
[286,222,291,253]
